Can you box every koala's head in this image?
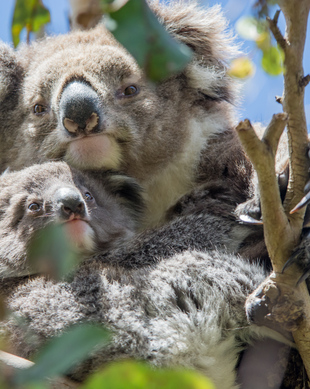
[0,162,143,277]
[1,2,237,182]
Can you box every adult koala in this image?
[0,1,270,233]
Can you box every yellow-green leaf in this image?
[255,31,270,51]
[261,45,284,76]
[82,360,215,389]
[12,0,50,47]
[228,57,255,79]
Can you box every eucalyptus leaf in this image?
[82,360,215,389]
[105,0,192,81]
[261,45,284,76]
[28,224,81,280]
[15,324,111,385]
[12,0,50,47]
[228,57,255,79]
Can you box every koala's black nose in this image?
[59,81,102,136]
[55,187,86,219]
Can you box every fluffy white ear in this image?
[150,1,239,103]
[150,1,238,65]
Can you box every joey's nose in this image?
[59,81,102,136]
[55,187,86,219]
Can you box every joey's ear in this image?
[150,1,239,103]
[0,43,24,107]
[106,173,145,222]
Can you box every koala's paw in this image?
[246,278,304,335]
[235,197,263,225]
[235,164,289,226]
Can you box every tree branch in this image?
[237,0,310,379]
[267,10,287,52]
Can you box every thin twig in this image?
[267,10,287,51]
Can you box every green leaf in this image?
[28,224,82,280]
[15,324,111,385]
[12,0,50,47]
[82,360,215,389]
[105,0,192,82]
[261,45,284,76]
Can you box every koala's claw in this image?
[238,214,263,225]
[282,234,310,285]
[290,192,310,214]
[296,267,310,286]
[281,251,298,274]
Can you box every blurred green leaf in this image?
[261,45,284,76]
[82,360,215,389]
[105,0,192,82]
[12,0,50,47]
[15,324,111,385]
[255,31,270,51]
[228,57,255,79]
[28,224,81,280]
[24,383,48,389]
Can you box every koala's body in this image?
[0,161,143,279]
[0,163,292,389]
[3,243,284,389]
[0,1,262,232]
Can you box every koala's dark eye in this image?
[33,104,47,115]
[84,192,94,201]
[28,202,41,212]
[123,85,139,97]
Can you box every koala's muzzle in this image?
[59,81,102,137]
[55,187,87,220]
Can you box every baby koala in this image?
[0,162,143,278]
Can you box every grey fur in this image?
[3,248,284,389]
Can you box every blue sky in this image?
[0,0,309,130]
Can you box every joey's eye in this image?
[28,202,41,212]
[84,192,94,201]
[123,85,138,96]
[33,104,46,115]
